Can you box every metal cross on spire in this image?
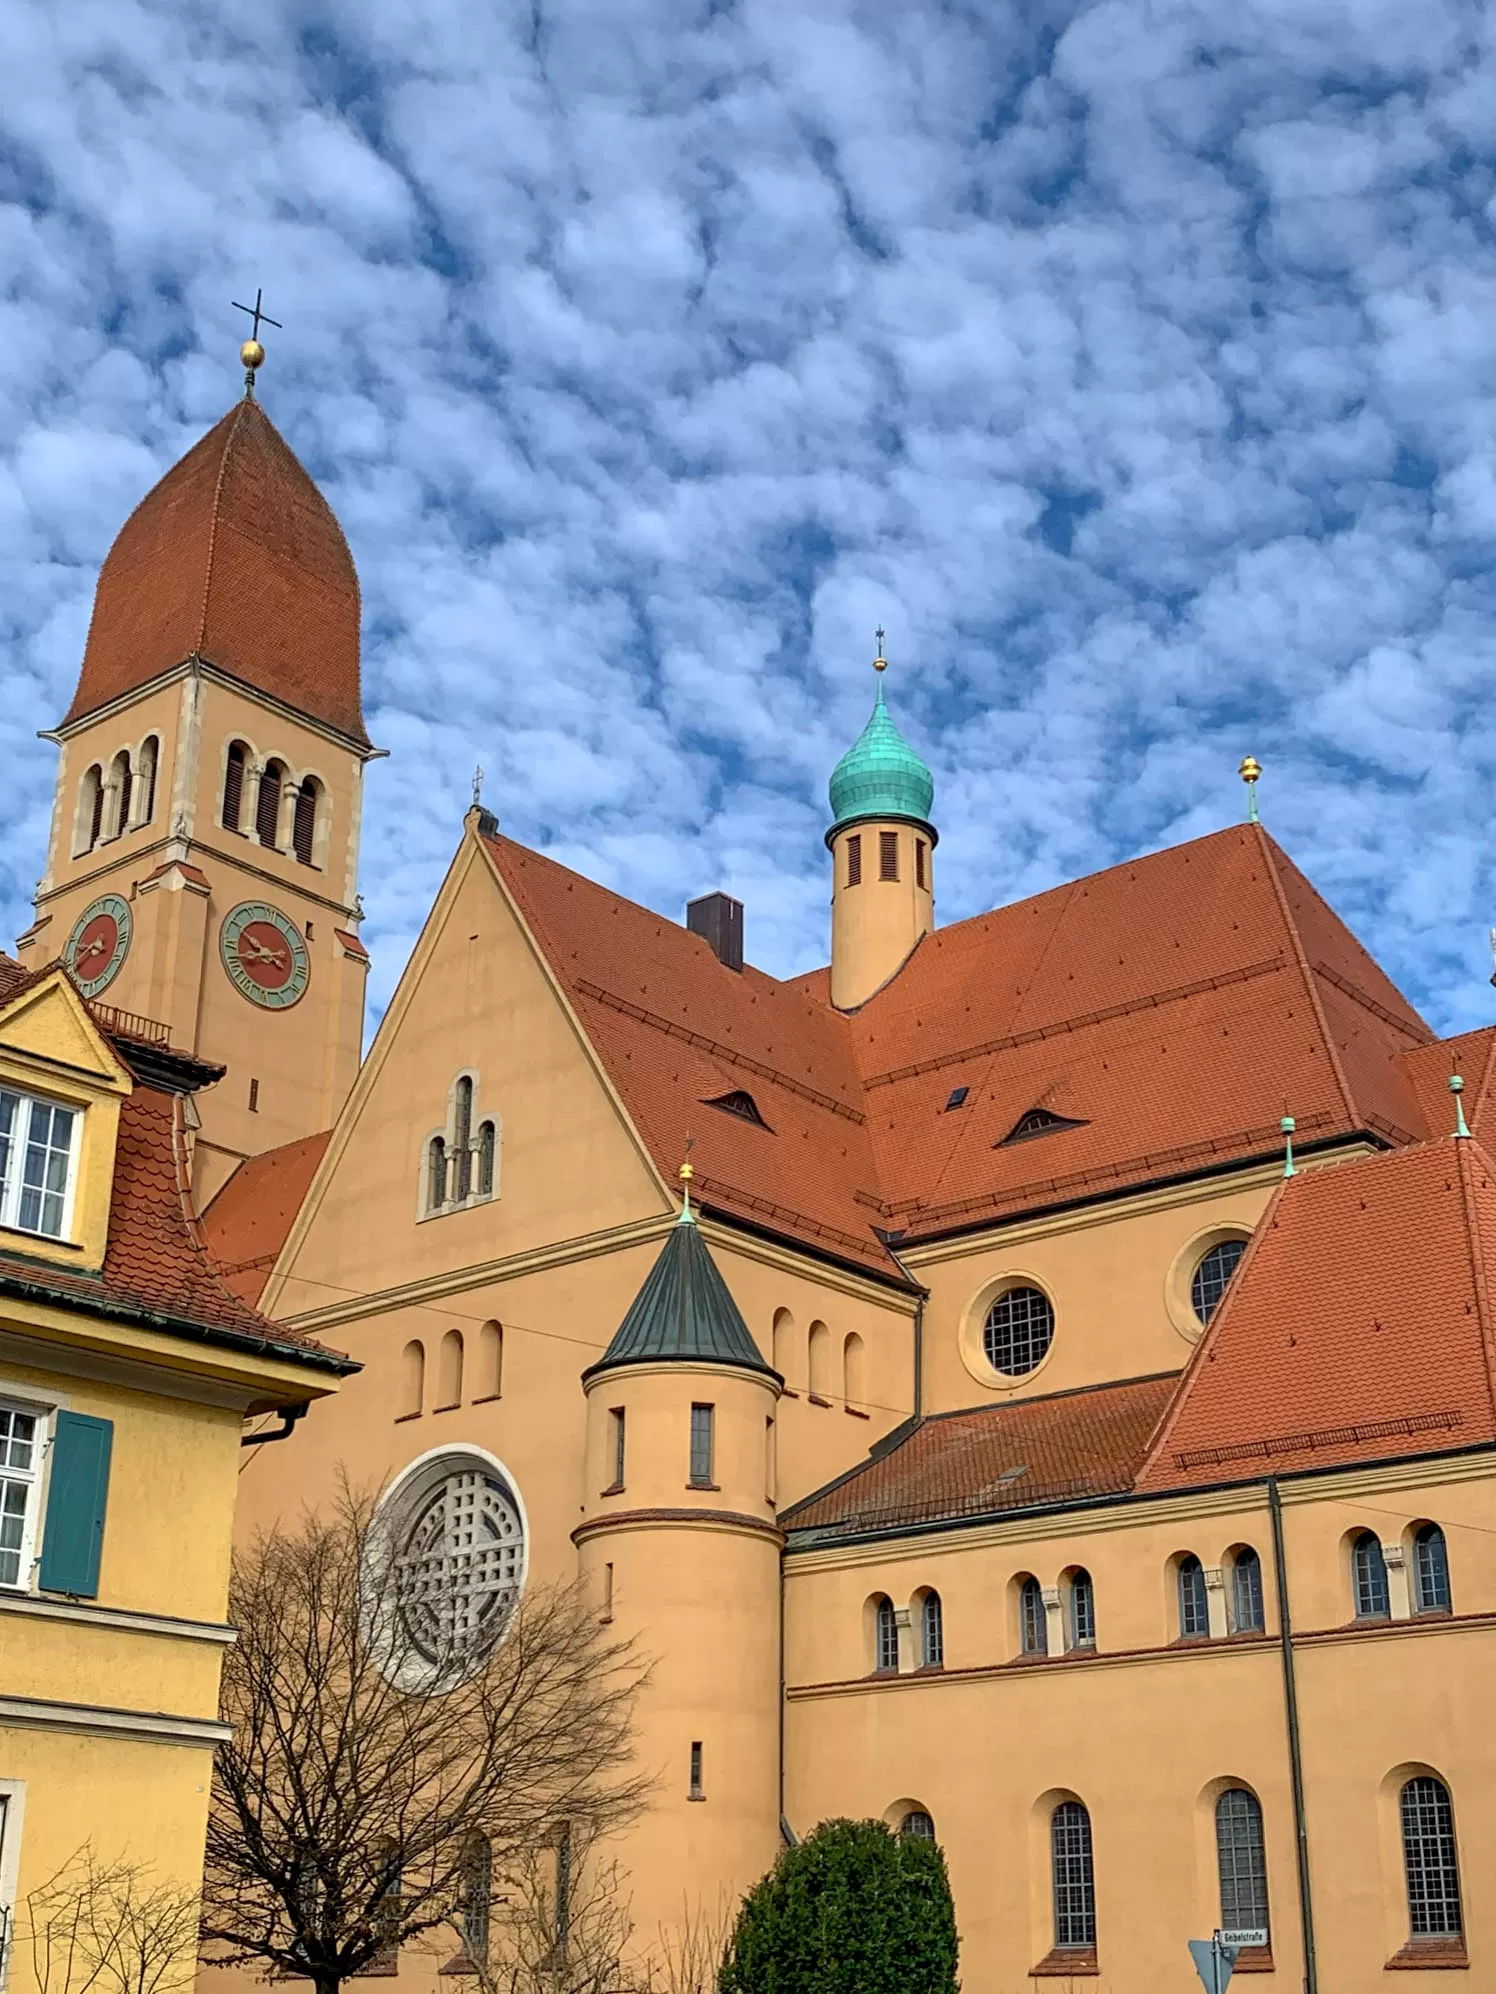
[232,288,283,397]
[874,626,887,673]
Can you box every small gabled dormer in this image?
[0,968,135,1272]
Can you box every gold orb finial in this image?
[1239,755,1261,784]
[240,339,265,373]
[678,1159,694,1184]
[873,625,887,672]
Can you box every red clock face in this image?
[232,921,296,991]
[220,902,311,1010]
[74,912,119,970]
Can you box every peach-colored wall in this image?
[828,819,933,1010]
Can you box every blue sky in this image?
[4,0,1496,1035]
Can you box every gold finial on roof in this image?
[873,626,888,672]
[677,1138,695,1222]
[232,287,283,398]
[1239,754,1262,823]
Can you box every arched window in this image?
[1413,1525,1451,1614]
[437,1330,464,1410]
[843,1333,865,1410]
[292,776,321,865]
[222,741,248,831]
[1067,1569,1096,1650]
[109,749,132,839]
[772,1308,797,1390]
[982,1285,1055,1376]
[477,1321,503,1400]
[1353,1532,1390,1619]
[1400,1776,1463,1940]
[477,1120,497,1198]
[1192,1237,1247,1324]
[920,1591,944,1668]
[460,1833,491,1964]
[426,1136,447,1213]
[1231,1548,1265,1633]
[453,1077,474,1201]
[808,1321,832,1400]
[137,736,159,825]
[873,1596,898,1673]
[900,1810,935,1841]
[399,1340,424,1420]
[1216,1789,1269,1941]
[1020,1575,1049,1656]
[1051,1802,1096,1951]
[78,765,104,853]
[1177,1554,1210,1639]
[256,757,286,848]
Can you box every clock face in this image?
[66,894,132,999]
[220,902,310,1010]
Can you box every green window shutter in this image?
[39,1412,112,1597]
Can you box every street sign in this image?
[1188,1936,1240,1993]
[1221,1929,1267,1949]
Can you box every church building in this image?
[12,351,1496,1991]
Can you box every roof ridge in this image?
[1255,826,1359,1129]
[928,1368,1185,1424]
[192,400,247,658]
[1454,1137,1496,1427]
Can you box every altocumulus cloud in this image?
[2,0,1496,1032]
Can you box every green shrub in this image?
[718,1817,959,1994]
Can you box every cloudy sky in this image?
[4,0,1496,1035]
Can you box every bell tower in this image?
[18,336,378,1201]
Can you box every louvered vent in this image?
[999,1106,1087,1146]
[703,1090,772,1130]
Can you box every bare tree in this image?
[202,1487,647,1994]
[442,1825,634,1994]
[22,1849,200,1994]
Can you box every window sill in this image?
[0,1224,84,1255]
[687,1482,721,1493]
[438,1954,481,1977]
[1386,1939,1467,1970]
[432,1401,461,1414]
[807,1393,832,1408]
[845,1405,870,1419]
[1032,1948,1098,1977]
[393,1411,422,1425]
[686,1792,706,1803]
[600,1483,625,1498]
[470,1394,503,1406]
[1233,1947,1275,1973]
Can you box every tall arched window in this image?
[920,1591,944,1668]
[1067,1570,1096,1650]
[426,1136,447,1213]
[1177,1554,1210,1638]
[808,1320,832,1400]
[292,776,321,865]
[453,1077,474,1201]
[1020,1575,1049,1656]
[437,1330,464,1410]
[477,1321,503,1400]
[256,758,286,848]
[1400,1776,1463,1941]
[137,736,159,825]
[1353,1532,1390,1619]
[1215,1789,1269,1942]
[460,1833,491,1964]
[477,1120,497,1198]
[873,1596,898,1673]
[843,1333,865,1410]
[772,1308,797,1389]
[1231,1548,1265,1633]
[222,741,248,831]
[78,765,104,853]
[1413,1525,1451,1614]
[109,749,132,839]
[1051,1801,1096,1952]
[399,1340,424,1420]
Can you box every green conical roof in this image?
[827,677,934,831]
[584,1209,776,1381]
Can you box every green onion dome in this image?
[827,677,935,833]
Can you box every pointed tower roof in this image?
[585,1207,776,1381]
[827,674,934,836]
[66,398,369,747]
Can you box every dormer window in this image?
[999,1106,1088,1146]
[0,1089,79,1240]
[702,1090,771,1130]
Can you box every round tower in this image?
[826,642,936,1009]
[575,1169,782,1958]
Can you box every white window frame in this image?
[0,1779,26,1992]
[0,1088,82,1243]
[0,1398,52,1595]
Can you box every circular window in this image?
[369,1450,527,1689]
[1191,1238,1247,1325]
[982,1286,1055,1376]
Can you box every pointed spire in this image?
[1281,1112,1296,1179]
[584,1202,774,1381]
[827,636,935,833]
[1451,1073,1471,1139]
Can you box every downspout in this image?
[241,1402,310,1447]
[1268,1478,1318,1994]
[878,1233,928,1420]
[778,1551,794,1848]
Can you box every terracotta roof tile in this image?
[1137,1137,1496,1491]
[783,1374,1180,1540]
[199,1130,332,1305]
[65,399,368,746]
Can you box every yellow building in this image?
[0,956,351,1980]
[14,357,1495,1989]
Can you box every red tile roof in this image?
[480,823,1440,1276]
[782,1374,1180,1540]
[65,398,369,747]
[199,1131,333,1305]
[1137,1136,1496,1491]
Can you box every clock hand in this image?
[77,938,105,959]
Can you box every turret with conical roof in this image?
[825,645,936,1009]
